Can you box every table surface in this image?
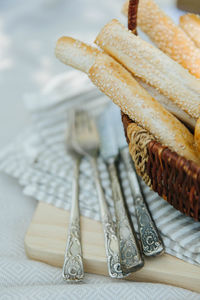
[1,0,199,299]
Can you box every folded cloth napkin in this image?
[1,70,200,266]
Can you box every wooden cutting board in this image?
[25,202,200,293]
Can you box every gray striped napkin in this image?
[0,70,200,266]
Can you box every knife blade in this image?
[98,106,144,274]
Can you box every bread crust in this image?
[122,0,200,78]
[180,14,200,49]
[95,19,200,120]
[136,78,196,129]
[55,36,100,73]
[89,54,200,163]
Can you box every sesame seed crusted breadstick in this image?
[55,36,200,163]
[122,0,129,16]
[180,14,200,49]
[55,36,100,73]
[122,0,200,78]
[136,78,196,130]
[89,54,200,164]
[95,19,200,120]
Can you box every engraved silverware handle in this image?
[108,160,144,274]
[121,148,165,257]
[91,157,124,278]
[62,157,84,281]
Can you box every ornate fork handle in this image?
[121,148,164,257]
[91,157,124,278]
[134,196,164,256]
[62,158,84,281]
[108,160,144,274]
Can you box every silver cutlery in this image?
[62,111,84,282]
[98,111,144,274]
[73,109,124,278]
[112,105,165,257]
[120,148,165,256]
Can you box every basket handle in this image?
[128,0,139,33]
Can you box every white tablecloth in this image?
[0,0,200,299]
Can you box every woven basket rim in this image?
[124,0,200,221]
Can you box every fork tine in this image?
[73,109,100,157]
[66,109,75,146]
[75,110,90,134]
[75,110,84,134]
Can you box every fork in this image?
[73,110,124,278]
[62,111,84,282]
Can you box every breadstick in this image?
[95,19,200,120]
[180,14,200,49]
[55,36,100,73]
[55,36,200,164]
[136,78,196,130]
[56,35,196,129]
[122,0,200,78]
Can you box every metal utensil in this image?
[98,111,144,274]
[62,111,84,282]
[121,148,164,256]
[73,109,124,278]
[112,105,165,257]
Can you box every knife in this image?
[112,104,165,257]
[98,108,144,274]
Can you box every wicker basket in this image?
[122,0,200,221]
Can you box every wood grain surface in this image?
[25,202,200,293]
